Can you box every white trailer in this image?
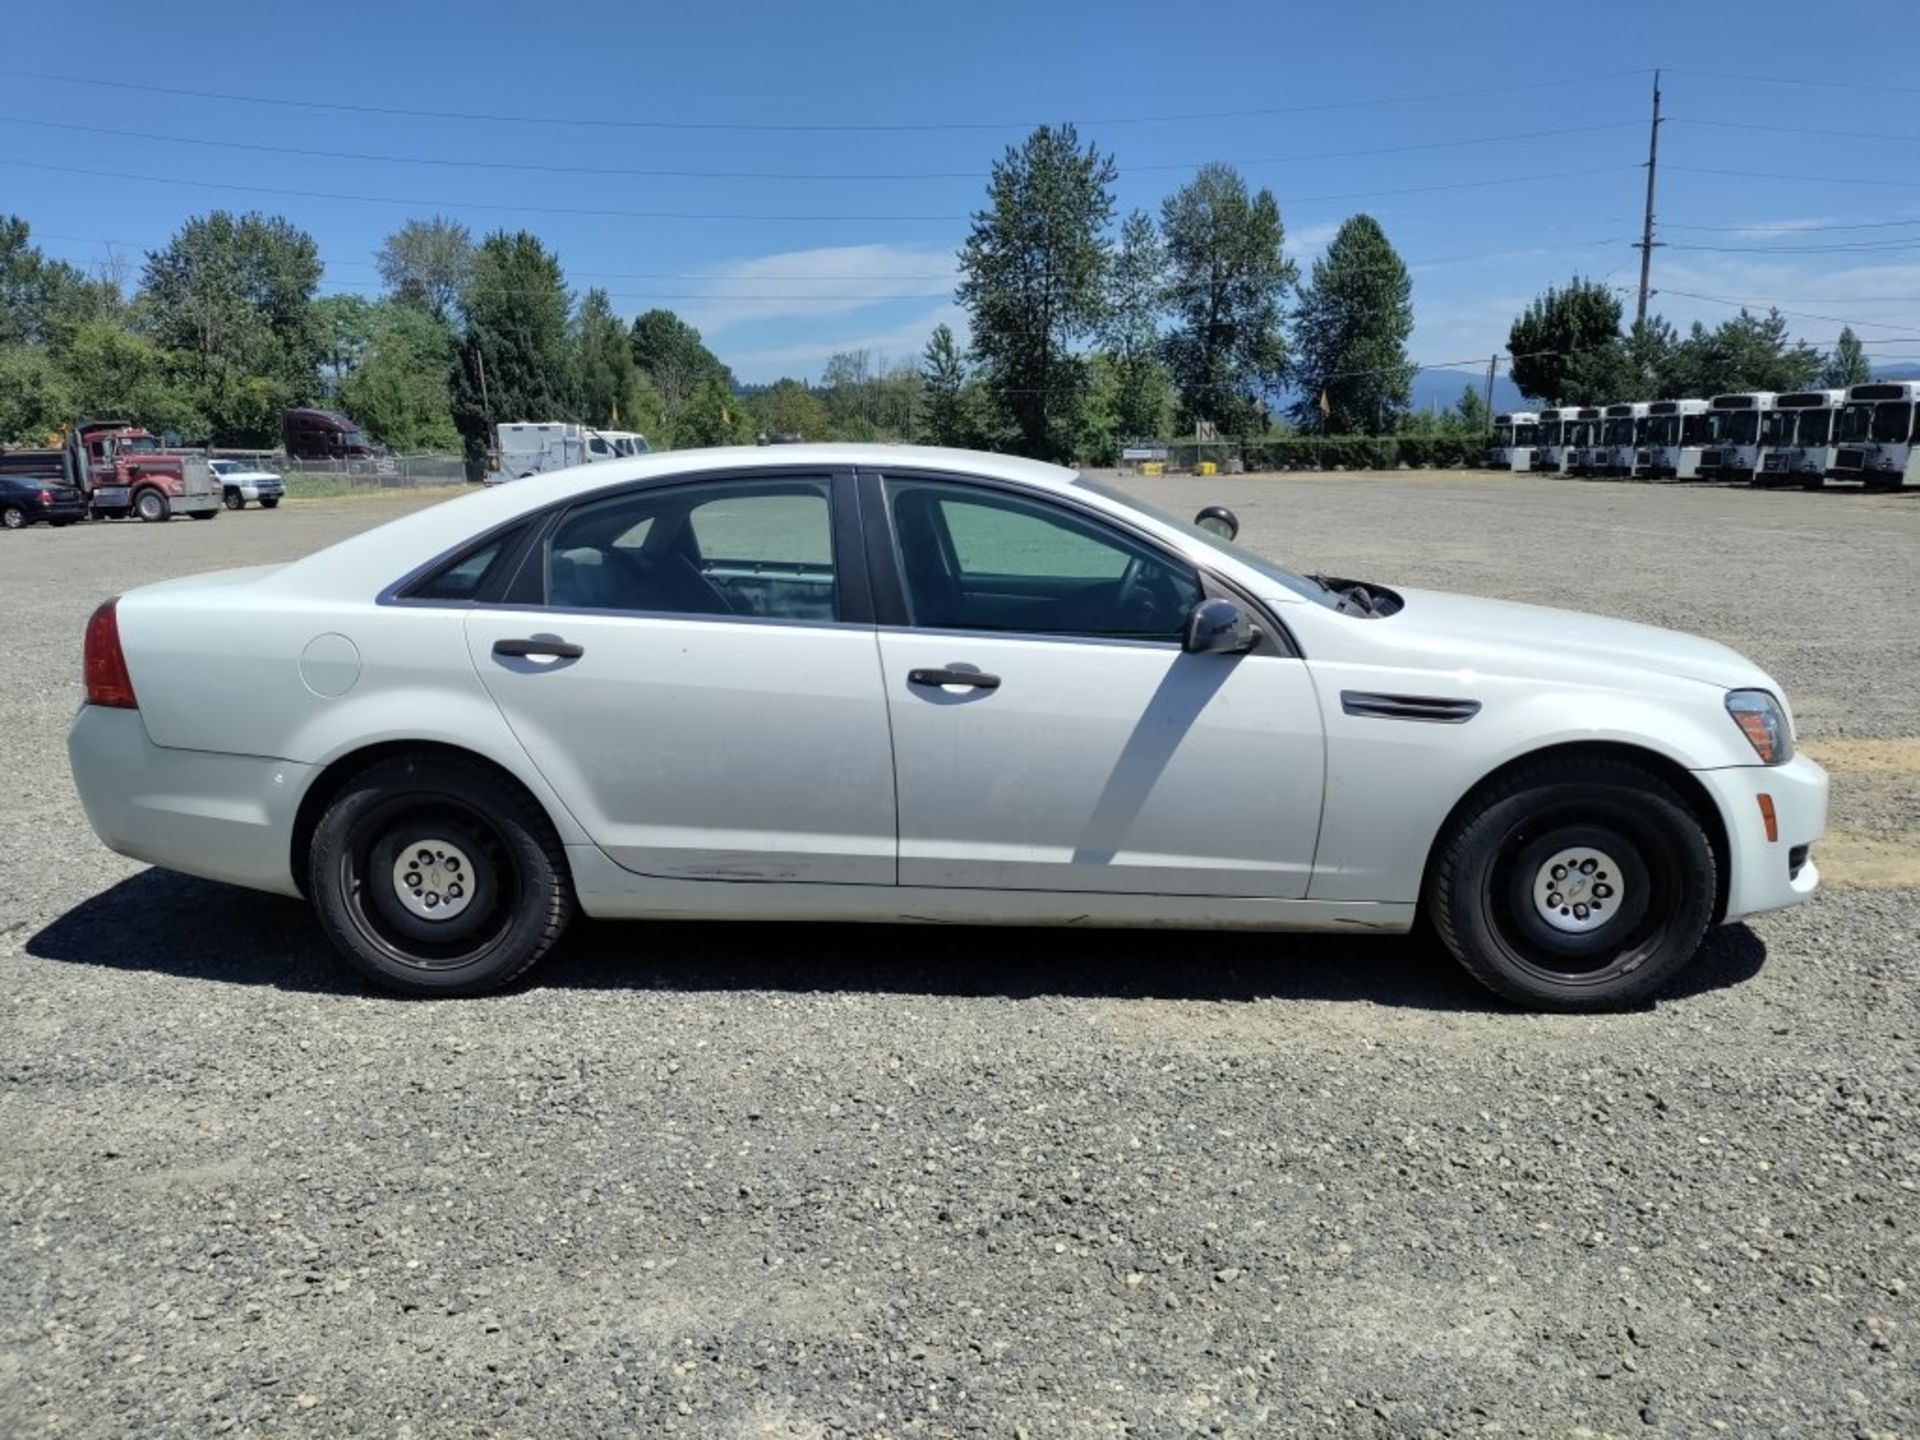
[1702,392,1775,484]
[1567,407,1605,476]
[1601,402,1649,477]
[1531,406,1581,475]
[1488,411,1538,471]
[1831,380,1920,489]
[488,422,649,484]
[1643,399,1711,481]
[1756,389,1845,489]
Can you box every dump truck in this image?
[0,420,221,521]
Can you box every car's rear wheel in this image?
[308,756,573,996]
[2,505,25,529]
[134,490,169,523]
[1428,757,1717,1011]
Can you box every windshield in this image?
[1799,409,1833,445]
[1837,403,1875,442]
[119,435,161,454]
[1513,422,1540,445]
[1682,414,1711,446]
[1725,411,1761,445]
[1490,423,1513,445]
[1074,474,1327,604]
[1871,401,1915,444]
[1602,418,1633,445]
[208,460,232,474]
[1646,414,1679,446]
[1760,411,1796,447]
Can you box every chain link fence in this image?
[208,450,472,491]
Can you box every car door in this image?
[464,470,898,885]
[864,470,1325,898]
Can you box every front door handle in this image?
[908,667,1000,690]
[493,637,585,660]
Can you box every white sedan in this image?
[68,446,1826,1009]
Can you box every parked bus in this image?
[1643,398,1711,480]
[1531,406,1581,475]
[1488,411,1538,471]
[1756,390,1845,489]
[1567,406,1605,476]
[1832,381,1919,489]
[1600,402,1649,477]
[1702,392,1775,484]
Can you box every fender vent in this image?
[1341,691,1482,724]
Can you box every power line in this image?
[1663,239,1920,254]
[0,157,1641,224]
[1669,116,1920,146]
[0,65,1653,135]
[1668,163,1920,189]
[1657,288,1920,334]
[0,114,1646,184]
[1664,68,1920,97]
[1661,217,1920,234]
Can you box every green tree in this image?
[629,308,732,409]
[748,378,831,441]
[919,324,976,447]
[339,302,460,452]
[313,293,378,399]
[138,211,323,442]
[674,377,754,447]
[958,123,1117,462]
[1160,164,1295,435]
[1506,277,1622,405]
[1562,316,1678,404]
[377,216,474,322]
[1820,325,1871,390]
[1665,309,1821,398]
[0,215,119,349]
[57,321,203,435]
[0,346,75,444]
[1454,383,1490,434]
[450,231,576,464]
[1288,214,1415,434]
[1101,209,1172,441]
[574,288,646,429]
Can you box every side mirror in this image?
[1182,597,1258,655]
[1193,505,1239,541]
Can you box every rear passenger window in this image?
[546,478,837,621]
[406,526,526,601]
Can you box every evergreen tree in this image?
[1506,277,1622,404]
[1159,164,1294,435]
[628,308,732,408]
[1288,214,1415,434]
[1820,326,1872,390]
[449,231,575,464]
[919,324,975,447]
[1101,210,1172,441]
[957,123,1116,462]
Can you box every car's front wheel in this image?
[259,496,280,509]
[224,489,245,510]
[308,755,574,996]
[1428,756,1717,1011]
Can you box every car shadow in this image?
[25,869,1768,1013]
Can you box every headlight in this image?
[1726,689,1793,765]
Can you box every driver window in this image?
[884,478,1199,641]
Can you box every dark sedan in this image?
[0,476,87,529]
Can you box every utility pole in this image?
[1483,355,1497,433]
[1634,69,1663,330]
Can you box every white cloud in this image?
[672,243,958,336]
[1289,222,1341,264]
[728,302,969,382]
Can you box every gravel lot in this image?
[2,473,1916,1439]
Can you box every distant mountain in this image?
[1407,367,1525,416]
[1871,362,1920,381]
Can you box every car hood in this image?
[1382,586,1772,692]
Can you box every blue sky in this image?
[4,0,1917,389]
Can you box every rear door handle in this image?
[493,637,585,660]
[908,667,1000,690]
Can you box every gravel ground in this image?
[1,474,1916,1439]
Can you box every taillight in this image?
[83,598,138,709]
[37,488,52,504]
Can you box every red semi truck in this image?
[0,420,221,522]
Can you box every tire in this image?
[1428,756,1717,1011]
[50,519,74,527]
[308,755,574,996]
[1,505,24,529]
[190,510,217,520]
[259,497,280,509]
[134,489,170,523]
[225,489,245,510]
